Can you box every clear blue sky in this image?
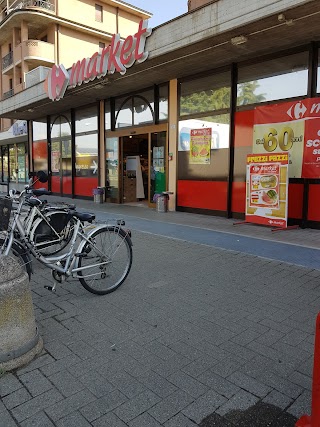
[127,0,188,27]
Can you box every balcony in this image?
[25,65,50,88]
[3,89,14,100]
[2,51,13,71]
[5,0,55,14]
[21,40,54,67]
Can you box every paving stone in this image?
[128,412,162,427]
[0,373,22,397]
[11,388,63,423]
[104,370,147,398]
[136,371,178,398]
[20,411,56,427]
[44,389,96,422]
[78,369,115,397]
[227,371,271,398]
[92,412,128,427]
[56,410,92,427]
[19,370,53,397]
[48,370,85,397]
[44,340,73,359]
[263,390,293,410]
[2,387,32,410]
[147,389,195,424]
[181,389,227,424]
[80,390,128,422]
[39,353,83,377]
[113,390,161,423]
[164,412,198,426]
[197,371,240,399]
[216,389,259,418]
[167,370,209,398]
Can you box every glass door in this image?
[149,131,167,206]
[51,138,72,195]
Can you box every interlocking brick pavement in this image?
[1,201,320,426]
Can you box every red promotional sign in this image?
[246,153,289,228]
[253,97,320,178]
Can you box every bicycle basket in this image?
[0,197,12,231]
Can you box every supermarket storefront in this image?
[1,1,320,228]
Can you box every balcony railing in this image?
[2,51,13,70]
[25,65,51,88]
[6,0,55,14]
[3,89,14,100]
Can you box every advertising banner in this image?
[246,153,289,228]
[189,128,211,164]
[253,97,320,178]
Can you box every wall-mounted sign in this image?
[189,128,211,164]
[253,97,320,178]
[245,153,289,228]
[45,20,152,101]
[12,121,27,136]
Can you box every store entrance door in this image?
[106,124,168,207]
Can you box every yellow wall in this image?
[58,26,112,67]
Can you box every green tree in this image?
[237,81,266,105]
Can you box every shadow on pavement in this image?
[200,402,298,426]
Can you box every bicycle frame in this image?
[3,195,108,283]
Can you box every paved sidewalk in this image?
[1,200,319,426]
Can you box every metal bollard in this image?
[0,256,43,371]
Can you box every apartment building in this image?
[0,0,150,187]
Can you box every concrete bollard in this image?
[0,256,43,371]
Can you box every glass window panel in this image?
[115,98,133,128]
[105,100,111,130]
[51,115,71,139]
[180,72,231,116]
[17,143,27,183]
[159,84,168,121]
[178,113,230,180]
[75,133,98,177]
[237,51,308,106]
[9,145,16,182]
[32,118,47,141]
[1,146,8,181]
[106,137,119,201]
[75,105,98,134]
[179,114,230,152]
[33,141,48,173]
[133,96,154,125]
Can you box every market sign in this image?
[253,97,320,178]
[245,153,289,228]
[189,128,211,164]
[45,20,152,101]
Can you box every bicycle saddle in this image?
[72,212,96,223]
[32,189,52,196]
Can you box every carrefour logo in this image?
[287,101,307,120]
[45,20,151,101]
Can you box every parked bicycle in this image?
[0,171,133,295]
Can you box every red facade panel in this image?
[177,180,228,211]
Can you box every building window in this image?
[95,4,103,22]
[115,90,154,128]
[237,51,309,106]
[75,105,98,177]
[99,42,105,53]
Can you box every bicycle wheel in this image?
[77,226,132,295]
[30,212,76,256]
[0,238,32,279]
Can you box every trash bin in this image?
[156,192,173,213]
[93,187,104,204]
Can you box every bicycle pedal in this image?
[44,285,56,292]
